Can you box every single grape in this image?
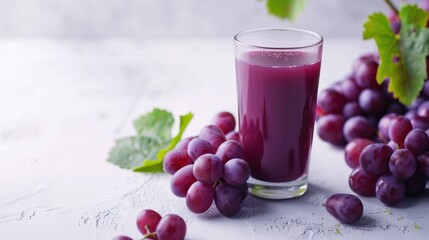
[317,89,347,114]
[410,116,429,130]
[225,131,240,142]
[317,114,346,145]
[376,174,405,206]
[417,101,429,118]
[417,152,429,177]
[341,78,362,101]
[187,138,215,160]
[342,102,364,119]
[349,167,379,196]
[214,183,243,217]
[343,116,375,142]
[163,149,193,175]
[404,173,427,196]
[359,143,393,175]
[378,113,398,142]
[175,136,197,151]
[223,158,251,186]
[136,209,162,237]
[325,194,363,224]
[388,116,412,147]
[212,112,236,134]
[389,149,417,180]
[358,89,386,115]
[404,129,429,156]
[405,110,418,119]
[237,183,249,199]
[111,236,132,240]
[360,143,393,176]
[156,214,186,240]
[186,182,214,214]
[354,58,379,89]
[344,138,374,169]
[171,165,197,198]
[199,125,226,149]
[193,154,223,184]
[215,140,244,165]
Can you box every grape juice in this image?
[236,51,321,182]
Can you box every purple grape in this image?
[112,236,132,240]
[405,110,418,119]
[193,154,223,184]
[388,116,412,147]
[354,57,379,89]
[237,183,249,199]
[317,89,347,114]
[214,183,243,217]
[212,112,236,134]
[171,165,197,198]
[359,143,393,175]
[343,116,375,142]
[215,140,244,165]
[325,194,363,224]
[136,209,162,238]
[417,101,429,118]
[156,214,187,240]
[187,138,215,160]
[199,125,226,149]
[405,173,427,196]
[186,182,214,214]
[378,113,398,142]
[389,149,417,180]
[376,174,405,206]
[175,136,197,151]
[349,166,379,196]
[410,116,429,130]
[163,149,193,175]
[342,102,364,118]
[341,78,362,101]
[223,158,251,186]
[404,129,429,156]
[317,114,346,145]
[225,131,240,142]
[417,152,429,177]
[344,138,374,169]
[358,89,386,115]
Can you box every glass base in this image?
[247,175,308,199]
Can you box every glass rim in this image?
[234,28,323,50]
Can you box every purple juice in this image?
[236,51,321,182]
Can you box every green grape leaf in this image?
[133,112,194,173]
[133,108,174,143]
[363,5,429,105]
[266,0,307,20]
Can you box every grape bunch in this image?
[317,2,429,207]
[346,118,429,206]
[164,112,251,217]
[112,209,186,240]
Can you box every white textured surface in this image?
[0,38,427,239]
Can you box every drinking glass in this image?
[234,28,323,199]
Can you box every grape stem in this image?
[142,225,157,239]
[384,0,399,15]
